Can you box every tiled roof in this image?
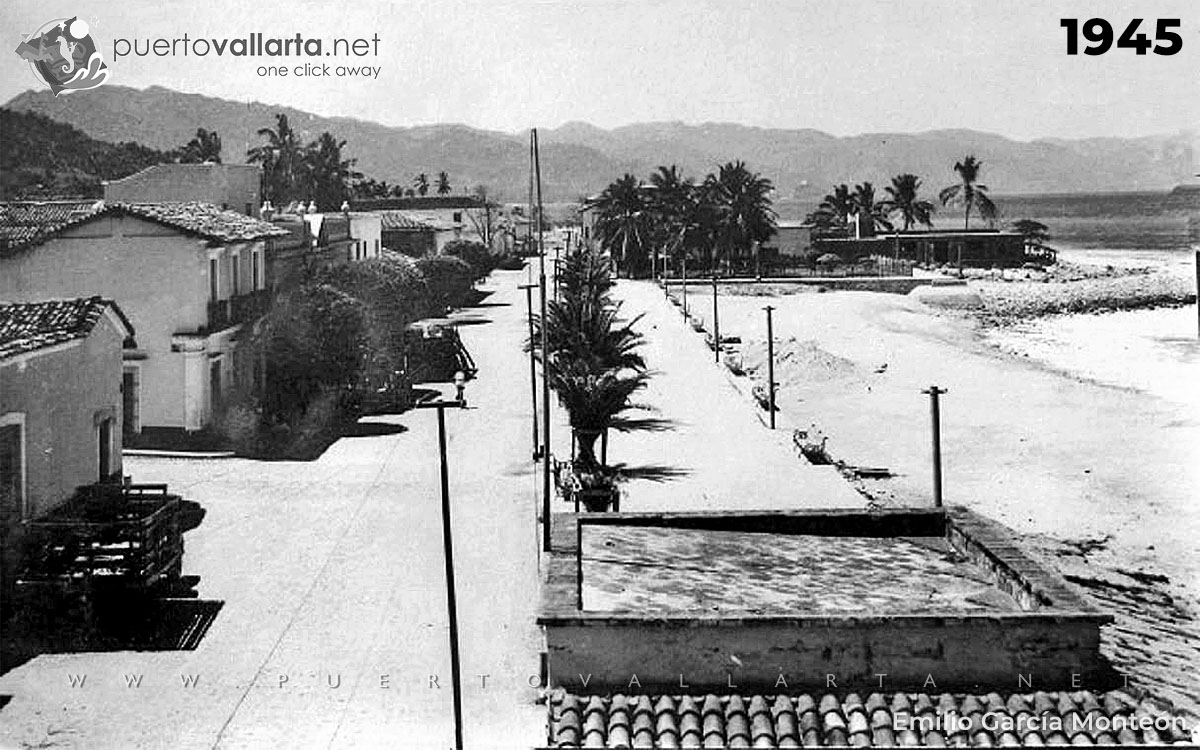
[354,195,484,211]
[380,211,437,232]
[0,201,105,252]
[115,202,289,242]
[0,297,132,359]
[547,690,1195,747]
[0,200,287,252]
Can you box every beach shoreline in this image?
[670,279,1199,716]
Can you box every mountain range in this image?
[3,85,1195,202]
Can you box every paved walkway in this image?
[594,280,864,511]
[0,269,546,750]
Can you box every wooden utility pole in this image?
[534,129,552,552]
[519,283,539,459]
[764,305,776,429]
[711,272,720,363]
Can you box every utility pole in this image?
[519,283,539,460]
[681,253,688,318]
[922,386,947,508]
[711,272,720,363]
[534,129,552,552]
[764,305,776,429]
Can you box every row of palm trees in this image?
[530,244,660,510]
[586,162,777,276]
[807,155,999,233]
[247,113,361,211]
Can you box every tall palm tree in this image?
[307,132,361,211]
[852,181,894,232]
[938,155,997,229]
[807,184,855,231]
[247,113,305,205]
[590,174,649,276]
[646,165,695,270]
[437,171,451,195]
[413,173,430,196]
[706,161,776,270]
[881,173,935,231]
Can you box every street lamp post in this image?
[519,283,539,460]
[922,385,947,508]
[414,374,468,750]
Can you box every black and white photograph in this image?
[0,1,1197,747]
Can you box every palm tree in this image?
[852,181,894,232]
[589,174,649,276]
[436,171,451,195]
[174,128,222,163]
[307,132,361,211]
[413,173,430,196]
[938,155,997,229]
[881,173,935,231]
[644,165,696,272]
[247,114,305,205]
[807,184,855,231]
[706,161,777,271]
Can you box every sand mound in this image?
[741,337,859,384]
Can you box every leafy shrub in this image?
[443,240,494,280]
[415,255,474,312]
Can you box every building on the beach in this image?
[762,220,814,259]
[815,229,1026,267]
[103,163,263,217]
[0,200,287,441]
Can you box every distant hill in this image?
[0,109,167,199]
[3,85,1195,201]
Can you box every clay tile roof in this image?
[379,211,437,232]
[116,202,288,242]
[0,297,132,359]
[0,200,105,253]
[545,690,1195,749]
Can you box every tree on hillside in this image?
[590,173,649,276]
[247,113,307,205]
[881,173,935,231]
[706,161,776,270]
[851,181,893,232]
[806,184,855,231]
[939,155,997,229]
[173,128,222,164]
[307,132,361,211]
[413,173,430,196]
[437,171,451,195]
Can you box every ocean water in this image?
[780,189,1200,403]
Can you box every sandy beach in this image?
[673,280,1199,716]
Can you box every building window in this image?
[231,252,241,295]
[210,360,223,416]
[245,203,253,216]
[252,249,262,290]
[374,239,379,256]
[122,367,140,436]
[97,417,114,481]
[452,211,463,223]
[209,257,220,301]
[0,414,26,521]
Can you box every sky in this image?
[3,0,1199,142]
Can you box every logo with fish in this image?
[15,16,109,96]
